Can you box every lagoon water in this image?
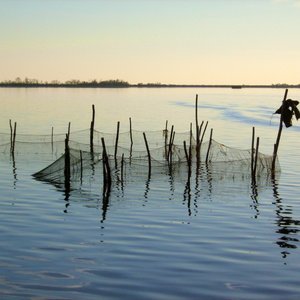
[1,87,300,299]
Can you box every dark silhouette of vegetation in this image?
[1,77,300,88]
[0,77,130,88]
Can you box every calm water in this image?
[1,87,300,299]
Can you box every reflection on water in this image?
[29,152,299,260]
[272,176,300,258]
[11,153,18,189]
[250,179,260,218]
[32,154,267,201]
[20,144,298,261]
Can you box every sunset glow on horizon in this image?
[1,0,300,85]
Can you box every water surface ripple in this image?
[0,88,300,299]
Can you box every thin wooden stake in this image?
[143,132,151,177]
[189,122,192,161]
[169,130,176,166]
[184,140,191,187]
[205,128,213,163]
[51,126,54,152]
[129,118,133,161]
[90,104,95,154]
[183,141,189,162]
[9,120,13,152]
[101,137,111,188]
[189,123,192,179]
[121,153,125,184]
[164,120,168,158]
[251,127,255,177]
[114,121,120,160]
[200,121,208,146]
[129,117,133,147]
[80,150,83,183]
[102,142,107,186]
[64,133,71,192]
[167,125,174,164]
[197,120,204,161]
[67,122,71,139]
[12,122,17,154]
[272,89,288,173]
[195,94,199,148]
[253,137,260,180]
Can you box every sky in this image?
[1,0,300,85]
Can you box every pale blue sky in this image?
[1,0,300,84]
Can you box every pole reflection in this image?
[272,175,299,259]
[250,178,260,219]
[11,152,18,189]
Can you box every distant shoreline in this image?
[0,78,299,89]
[1,83,299,89]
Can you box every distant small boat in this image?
[231,85,242,89]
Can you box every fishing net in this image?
[25,128,279,187]
[0,126,279,189]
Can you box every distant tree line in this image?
[0,77,130,88]
[1,77,300,88]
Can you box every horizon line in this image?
[0,78,299,88]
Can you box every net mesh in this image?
[7,127,276,186]
[0,127,279,188]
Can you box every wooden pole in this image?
[183,125,193,188]
[12,122,17,154]
[195,94,201,163]
[121,153,125,184]
[67,122,71,138]
[205,128,213,163]
[101,137,111,189]
[102,140,107,187]
[9,119,13,152]
[51,126,54,152]
[253,137,260,180]
[197,120,204,160]
[251,127,255,177]
[80,150,83,184]
[167,125,174,164]
[90,104,95,154]
[129,117,133,147]
[189,122,192,160]
[272,89,288,173]
[129,118,133,161]
[164,120,168,159]
[200,121,208,146]
[183,141,189,162]
[114,121,120,160]
[189,123,192,179]
[195,94,199,148]
[143,132,151,177]
[183,140,191,187]
[64,133,71,192]
[189,124,193,180]
[170,130,176,166]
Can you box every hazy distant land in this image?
[0,78,299,89]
